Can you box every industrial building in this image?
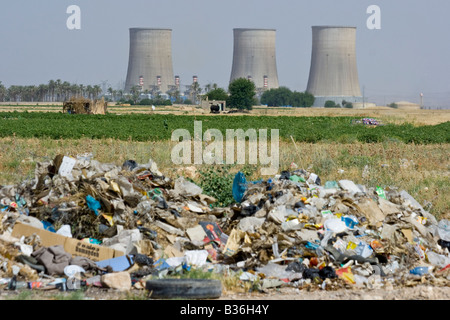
[306,26,363,107]
[124,28,175,95]
[122,25,369,107]
[230,28,280,94]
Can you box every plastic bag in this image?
[437,219,450,242]
[174,177,202,197]
[427,251,450,268]
[86,195,101,216]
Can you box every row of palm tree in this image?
[0,80,103,102]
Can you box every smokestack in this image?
[230,28,279,90]
[306,26,362,107]
[125,28,174,94]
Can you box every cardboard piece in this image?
[186,225,208,243]
[355,198,387,225]
[223,229,244,257]
[12,223,123,261]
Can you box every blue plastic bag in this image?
[86,195,101,216]
[232,172,247,203]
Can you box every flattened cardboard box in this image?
[12,223,124,261]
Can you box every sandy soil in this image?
[1,104,449,125]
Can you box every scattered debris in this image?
[0,156,448,298]
[352,118,384,126]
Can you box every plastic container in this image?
[409,266,429,275]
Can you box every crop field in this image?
[0,108,448,219]
[0,112,448,143]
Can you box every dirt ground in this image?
[1,282,449,301]
[220,285,450,300]
[1,103,449,125]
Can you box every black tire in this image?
[146,279,222,299]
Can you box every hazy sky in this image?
[1,0,449,107]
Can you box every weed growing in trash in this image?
[196,166,235,208]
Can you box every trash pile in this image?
[361,118,382,126]
[0,156,449,295]
[352,118,384,127]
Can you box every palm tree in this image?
[69,83,78,99]
[130,85,141,104]
[61,81,71,101]
[55,79,62,101]
[48,80,56,102]
[107,87,114,101]
[37,84,48,102]
[190,81,202,105]
[0,81,6,102]
[8,85,21,102]
[79,84,86,98]
[86,85,93,99]
[93,85,102,99]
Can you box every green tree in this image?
[388,102,398,109]
[0,81,5,102]
[205,88,228,101]
[290,91,315,108]
[260,87,315,108]
[189,81,202,104]
[227,78,256,110]
[93,85,102,99]
[129,85,141,105]
[260,87,292,106]
[48,80,56,102]
[324,100,337,108]
[342,100,353,108]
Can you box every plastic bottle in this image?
[409,266,429,275]
[8,276,28,290]
[136,200,152,215]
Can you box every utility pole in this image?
[363,85,365,108]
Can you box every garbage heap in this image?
[0,156,449,293]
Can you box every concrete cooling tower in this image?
[306,26,362,107]
[230,28,279,90]
[125,28,174,94]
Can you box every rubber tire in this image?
[146,279,222,299]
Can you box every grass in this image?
[4,289,86,300]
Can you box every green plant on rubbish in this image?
[196,165,235,207]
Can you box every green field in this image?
[0,111,448,218]
[0,112,448,144]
